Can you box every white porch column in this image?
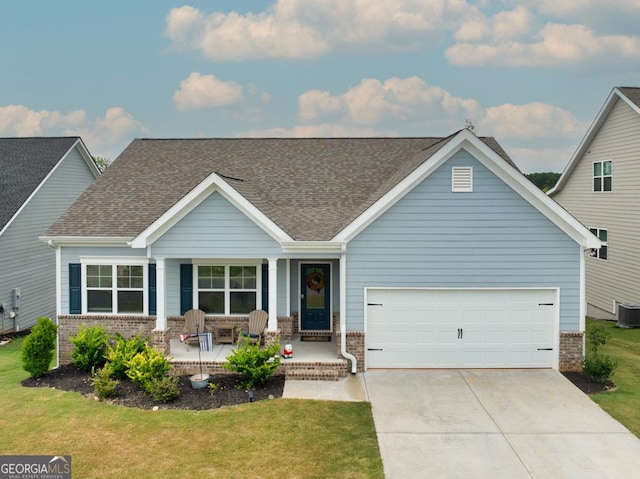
[155,258,167,330]
[267,258,278,331]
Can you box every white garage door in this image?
[366,288,557,369]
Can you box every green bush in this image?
[70,325,109,371]
[105,333,147,379]
[91,363,120,399]
[145,375,180,403]
[21,317,58,378]
[224,337,281,389]
[125,344,173,391]
[583,354,617,384]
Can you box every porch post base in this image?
[264,329,281,347]
[559,331,584,372]
[153,328,172,355]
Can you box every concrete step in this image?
[285,368,340,381]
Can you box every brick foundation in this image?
[559,331,584,372]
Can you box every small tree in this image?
[582,324,617,384]
[21,317,58,378]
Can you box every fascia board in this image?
[130,172,293,248]
[281,241,345,253]
[549,88,622,196]
[39,236,133,247]
[72,138,101,178]
[333,132,465,243]
[464,136,602,249]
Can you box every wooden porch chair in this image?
[237,310,268,345]
[183,309,206,351]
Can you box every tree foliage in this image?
[525,172,561,192]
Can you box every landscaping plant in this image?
[125,343,173,392]
[105,332,147,379]
[21,317,58,378]
[224,337,281,389]
[583,323,617,384]
[91,363,119,400]
[144,375,180,403]
[70,325,109,371]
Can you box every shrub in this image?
[145,375,180,403]
[21,317,58,378]
[208,382,220,396]
[125,344,173,391]
[224,337,281,389]
[583,354,617,384]
[105,333,147,379]
[70,325,109,371]
[92,363,120,399]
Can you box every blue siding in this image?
[346,150,581,332]
[151,191,282,258]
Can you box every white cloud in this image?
[173,72,244,111]
[0,103,148,159]
[165,1,471,60]
[454,6,535,42]
[299,76,483,127]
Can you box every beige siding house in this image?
[550,87,640,320]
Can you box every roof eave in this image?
[40,236,134,247]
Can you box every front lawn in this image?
[0,337,383,478]
[586,318,640,437]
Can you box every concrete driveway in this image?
[364,370,640,479]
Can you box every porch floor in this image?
[169,336,342,363]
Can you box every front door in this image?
[300,264,330,331]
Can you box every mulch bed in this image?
[562,371,616,395]
[21,363,285,410]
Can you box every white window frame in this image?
[452,167,473,192]
[592,160,612,192]
[193,260,262,316]
[80,257,149,315]
[589,228,608,261]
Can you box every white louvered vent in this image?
[452,167,473,192]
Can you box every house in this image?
[549,86,640,322]
[42,129,600,373]
[0,137,100,333]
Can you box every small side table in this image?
[214,323,236,344]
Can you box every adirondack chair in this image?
[237,310,268,345]
[183,309,206,351]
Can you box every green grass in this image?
[0,337,383,478]
[586,318,640,437]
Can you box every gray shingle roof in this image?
[47,135,517,241]
[618,87,640,108]
[0,137,80,231]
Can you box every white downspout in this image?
[340,245,357,374]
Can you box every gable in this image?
[150,191,282,258]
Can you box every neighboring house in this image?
[550,86,640,321]
[42,129,599,372]
[0,137,100,333]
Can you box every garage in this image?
[366,288,558,369]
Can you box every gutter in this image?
[340,245,358,374]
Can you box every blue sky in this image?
[1,1,639,173]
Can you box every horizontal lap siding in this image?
[347,150,580,332]
[0,148,95,330]
[554,99,640,314]
[151,191,282,258]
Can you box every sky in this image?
[1,1,639,173]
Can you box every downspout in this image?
[340,245,358,374]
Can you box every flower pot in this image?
[190,373,210,389]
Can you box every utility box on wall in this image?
[12,288,21,310]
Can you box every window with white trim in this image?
[589,228,608,260]
[196,264,259,315]
[83,260,147,314]
[593,160,612,192]
[452,167,473,192]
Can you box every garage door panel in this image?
[366,289,556,369]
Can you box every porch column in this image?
[267,258,278,331]
[155,257,166,330]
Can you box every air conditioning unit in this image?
[618,303,640,328]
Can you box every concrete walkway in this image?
[364,370,640,479]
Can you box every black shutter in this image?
[180,264,193,314]
[148,264,157,315]
[261,263,269,311]
[69,263,81,314]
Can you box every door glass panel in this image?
[305,268,326,309]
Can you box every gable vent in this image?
[452,167,473,192]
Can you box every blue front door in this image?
[301,264,330,331]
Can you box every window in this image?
[84,261,147,314]
[589,228,608,260]
[196,264,258,315]
[452,167,473,192]
[593,161,612,192]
